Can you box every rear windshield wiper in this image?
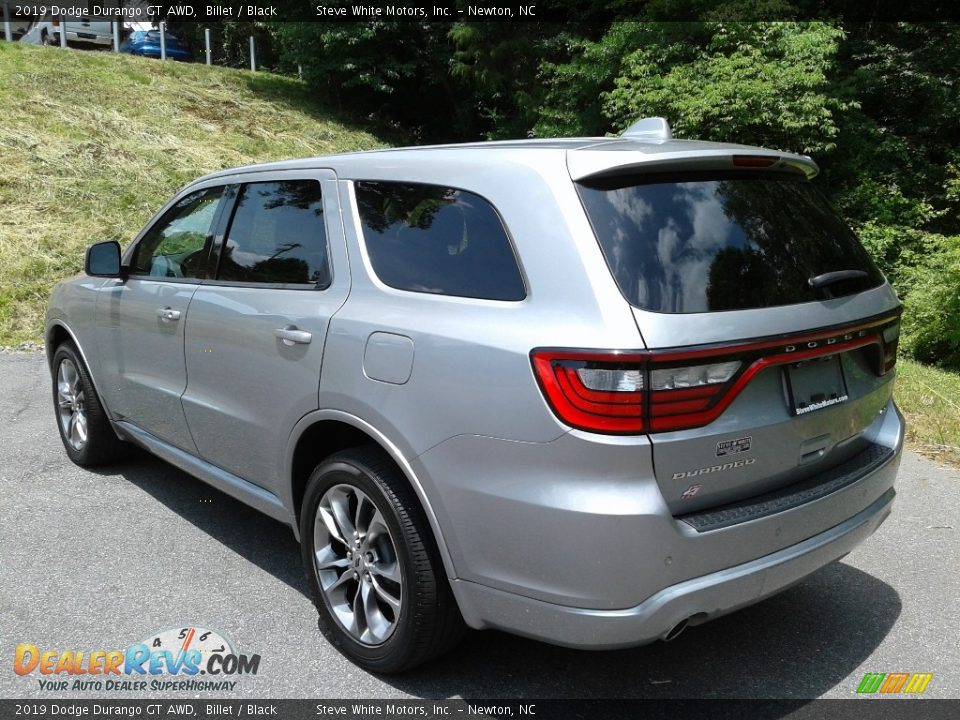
[807,270,868,289]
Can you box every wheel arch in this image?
[45,320,121,431]
[284,410,458,580]
[46,321,99,385]
[45,321,74,368]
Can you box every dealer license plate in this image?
[784,355,849,416]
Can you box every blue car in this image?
[119,30,192,61]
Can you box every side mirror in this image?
[85,240,123,277]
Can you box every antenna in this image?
[620,117,672,141]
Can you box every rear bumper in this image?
[428,398,903,646]
[452,486,894,649]
[62,31,112,46]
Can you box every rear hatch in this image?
[571,162,901,514]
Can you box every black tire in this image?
[51,342,125,467]
[300,446,465,673]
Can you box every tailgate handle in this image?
[799,434,831,465]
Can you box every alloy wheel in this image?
[56,358,88,451]
[313,484,403,645]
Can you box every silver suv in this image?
[46,118,904,672]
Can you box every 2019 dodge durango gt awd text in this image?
[46,118,904,672]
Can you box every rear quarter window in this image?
[354,181,526,301]
[577,172,884,313]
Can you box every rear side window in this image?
[577,173,884,313]
[218,180,329,286]
[354,181,525,301]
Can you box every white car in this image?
[20,16,113,47]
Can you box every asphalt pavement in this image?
[1,350,958,700]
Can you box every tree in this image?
[272,22,464,141]
[537,21,851,154]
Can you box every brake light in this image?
[732,155,779,168]
[532,354,645,433]
[531,312,901,435]
[52,18,60,27]
[648,361,741,430]
[532,353,744,434]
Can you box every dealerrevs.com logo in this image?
[13,627,261,692]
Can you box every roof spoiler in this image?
[620,117,672,141]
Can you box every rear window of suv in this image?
[577,172,884,314]
[355,181,525,301]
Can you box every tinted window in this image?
[218,181,329,286]
[355,182,525,301]
[577,173,884,313]
[132,187,223,279]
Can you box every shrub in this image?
[860,223,960,368]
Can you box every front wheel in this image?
[51,342,124,467]
[300,447,464,673]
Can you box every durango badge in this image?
[673,457,757,481]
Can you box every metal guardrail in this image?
[0,3,261,72]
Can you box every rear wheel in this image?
[52,342,124,467]
[300,446,464,672]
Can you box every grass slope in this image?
[896,359,960,467]
[0,42,384,343]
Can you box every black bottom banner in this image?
[3,699,959,720]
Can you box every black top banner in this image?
[7,0,960,22]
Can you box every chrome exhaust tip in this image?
[662,618,689,642]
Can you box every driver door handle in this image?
[275,325,312,346]
[157,307,181,322]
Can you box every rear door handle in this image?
[275,325,312,346]
[157,307,181,322]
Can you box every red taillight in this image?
[531,312,901,435]
[531,353,741,434]
[532,353,645,433]
[52,18,60,27]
